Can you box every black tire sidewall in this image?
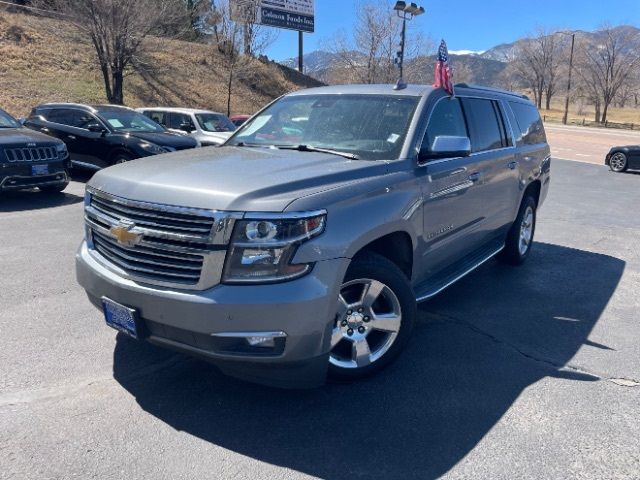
[499,195,537,265]
[327,252,416,381]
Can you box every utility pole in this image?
[298,31,304,73]
[393,2,425,90]
[563,33,576,125]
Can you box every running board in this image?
[415,241,505,303]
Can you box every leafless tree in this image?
[36,0,185,104]
[575,25,640,122]
[203,0,276,115]
[325,0,431,85]
[510,29,561,109]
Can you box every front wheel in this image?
[113,153,133,165]
[328,252,416,381]
[609,152,628,172]
[498,196,537,266]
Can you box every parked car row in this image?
[1,102,250,193]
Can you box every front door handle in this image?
[468,172,481,182]
[508,161,518,170]
[67,135,76,140]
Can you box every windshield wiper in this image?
[231,142,268,148]
[274,144,360,160]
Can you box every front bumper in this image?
[76,241,349,388]
[0,161,68,191]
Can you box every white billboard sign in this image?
[232,0,315,33]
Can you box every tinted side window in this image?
[46,109,96,129]
[422,97,467,150]
[509,102,546,145]
[460,98,505,153]
[168,113,194,130]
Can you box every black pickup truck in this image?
[0,107,70,193]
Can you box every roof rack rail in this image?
[454,83,530,100]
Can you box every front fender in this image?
[291,177,422,265]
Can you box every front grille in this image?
[84,188,239,290]
[90,194,215,237]
[5,146,57,162]
[92,230,204,285]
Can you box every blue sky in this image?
[266,0,640,60]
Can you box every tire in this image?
[498,195,537,266]
[328,252,416,381]
[609,152,628,173]
[113,153,133,164]
[38,182,68,193]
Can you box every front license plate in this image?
[31,164,49,176]
[102,297,139,339]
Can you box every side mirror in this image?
[419,135,471,162]
[180,123,195,133]
[87,123,106,134]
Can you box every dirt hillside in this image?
[0,8,322,118]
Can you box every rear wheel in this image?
[328,252,416,381]
[609,152,628,172]
[498,195,537,266]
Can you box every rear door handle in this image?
[507,161,518,170]
[468,172,481,182]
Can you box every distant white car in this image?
[137,107,236,146]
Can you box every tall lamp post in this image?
[562,32,576,125]
[393,1,425,90]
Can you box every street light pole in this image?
[563,33,576,125]
[393,1,425,90]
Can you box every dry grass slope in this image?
[0,9,322,118]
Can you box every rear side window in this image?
[145,111,166,126]
[422,97,467,150]
[45,109,96,129]
[460,98,506,153]
[168,113,195,130]
[509,102,546,145]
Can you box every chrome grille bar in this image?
[84,187,241,290]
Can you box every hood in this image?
[0,127,62,147]
[202,131,234,142]
[126,131,198,149]
[89,146,388,212]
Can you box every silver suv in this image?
[76,84,551,388]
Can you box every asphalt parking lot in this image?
[1,158,639,479]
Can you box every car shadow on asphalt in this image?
[0,190,83,212]
[111,242,624,480]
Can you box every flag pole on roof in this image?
[433,39,455,97]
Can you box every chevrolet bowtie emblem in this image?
[110,221,141,247]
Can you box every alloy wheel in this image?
[330,278,402,369]
[518,206,534,256]
[610,153,627,172]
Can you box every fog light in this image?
[246,336,276,347]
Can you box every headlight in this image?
[56,143,68,158]
[140,142,169,155]
[222,212,326,284]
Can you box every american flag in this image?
[433,40,454,96]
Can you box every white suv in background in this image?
[138,107,236,146]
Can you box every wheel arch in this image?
[351,230,415,281]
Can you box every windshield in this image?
[96,109,165,133]
[196,113,236,132]
[229,94,420,160]
[0,109,20,128]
